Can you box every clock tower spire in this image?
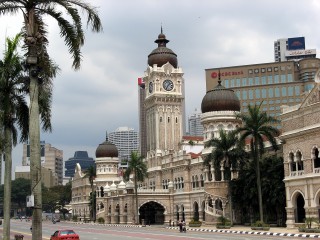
[144,29,185,154]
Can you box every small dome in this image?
[110,181,117,191]
[104,183,110,192]
[148,29,178,68]
[117,180,126,190]
[126,179,134,189]
[201,81,240,113]
[95,137,118,158]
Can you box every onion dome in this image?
[95,134,118,158]
[148,27,178,68]
[117,180,126,190]
[110,181,117,191]
[201,80,240,113]
[104,183,110,192]
[126,179,134,189]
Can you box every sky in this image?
[1,0,320,180]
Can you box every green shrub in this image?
[251,220,269,227]
[97,217,105,224]
[189,219,202,224]
[217,216,231,226]
[305,217,318,229]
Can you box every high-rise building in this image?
[274,37,316,62]
[65,151,94,178]
[205,58,320,128]
[188,108,204,136]
[108,127,139,164]
[22,141,63,185]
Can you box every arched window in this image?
[100,186,104,197]
[200,174,204,187]
[313,148,320,169]
[296,151,303,171]
[192,176,195,188]
[195,175,199,188]
[289,152,296,172]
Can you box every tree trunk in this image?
[228,180,233,226]
[3,128,12,240]
[0,154,2,185]
[254,142,264,222]
[134,170,138,225]
[91,183,95,222]
[29,67,42,240]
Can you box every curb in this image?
[168,227,320,238]
[72,222,320,238]
[74,222,143,228]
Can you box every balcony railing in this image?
[290,170,304,177]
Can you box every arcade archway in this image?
[139,201,165,225]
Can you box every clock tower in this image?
[143,29,185,153]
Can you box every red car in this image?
[50,230,80,240]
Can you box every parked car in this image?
[50,230,79,240]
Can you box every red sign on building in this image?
[211,71,244,78]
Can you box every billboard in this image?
[288,37,305,50]
[285,49,316,57]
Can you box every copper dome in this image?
[148,29,178,68]
[95,138,118,158]
[201,81,240,113]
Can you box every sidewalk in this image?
[167,225,320,238]
[74,221,320,238]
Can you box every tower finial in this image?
[161,24,163,34]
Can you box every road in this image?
[0,220,306,240]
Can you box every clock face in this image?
[149,82,153,93]
[163,79,174,91]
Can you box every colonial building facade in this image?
[71,30,242,225]
[281,69,320,228]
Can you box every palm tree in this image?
[235,103,280,223]
[0,110,4,185]
[124,151,148,224]
[0,2,102,239]
[83,165,96,222]
[0,33,29,240]
[205,129,246,225]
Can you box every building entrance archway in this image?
[295,193,305,223]
[139,201,165,225]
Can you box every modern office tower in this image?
[188,109,204,136]
[64,151,95,178]
[138,78,147,158]
[205,58,320,128]
[108,127,139,164]
[22,141,63,185]
[274,37,316,62]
